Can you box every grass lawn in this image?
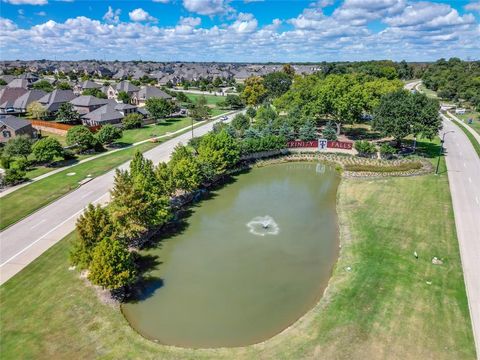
[185,92,226,105]
[418,84,439,99]
[0,147,475,359]
[0,141,157,230]
[457,112,480,136]
[37,130,67,146]
[450,118,480,158]
[118,117,194,144]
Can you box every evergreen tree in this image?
[299,121,317,141]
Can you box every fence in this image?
[29,120,100,135]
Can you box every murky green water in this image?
[122,162,340,348]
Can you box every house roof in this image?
[82,103,123,123]
[137,86,171,100]
[0,87,29,108]
[70,95,108,107]
[7,79,29,89]
[116,81,139,93]
[78,80,101,89]
[13,89,47,110]
[0,115,32,131]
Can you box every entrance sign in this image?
[287,139,353,150]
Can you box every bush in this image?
[354,140,377,157]
[3,167,26,185]
[122,113,143,129]
[32,137,64,163]
[240,135,286,155]
[231,114,250,131]
[344,162,422,173]
[380,143,397,159]
[96,124,122,145]
[66,126,97,152]
[246,107,257,119]
[322,122,337,141]
[15,158,29,171]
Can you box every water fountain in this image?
[246,215,280,236]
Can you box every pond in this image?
[121,162,340,348]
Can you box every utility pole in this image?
[435,130,454,175]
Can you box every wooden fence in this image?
[29,120,100,135]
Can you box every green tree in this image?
[88,237,137,290]
[263,71,292,99]
[122,113,143,129]
[299,121,317,141]
[32,80,53,92]
[145,97,175,122]
[70,204,114,269]
[56,102,80,123]
[26,101,47,119]
[231,113,250,132]
[66,125,97,152]
[56,82,72,90]
[246,107,257,119]
[354,140,377,157]
[241,76,267,107]
[223,94,244,109]
[171,156,203,193]
[282,64,295,78]
[189,95,211,121]
[3,168,26,185]
[3,136,32,160]
[373,90,440,145]
[278,122,296,141]
[321,122,337,141]
[32,137,64,163]
[117,91,131,104]
[82,88,107,99]
[254,105,278,128]
[96,124,122,145]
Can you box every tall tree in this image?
[3,136,32,160]
[241,76,267,107]
[95,124,122,145]
[32,137,64,163]
[26,101,47,119]
[263,71,292,99]
[189,95,211,121]
[88,237,137,290]
[70,204,114,269]
[56,103,80,123]
[66,125,97,152]
[117,91,131,104]
[145,97,176,122]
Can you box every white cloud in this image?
[333,0,406,25]
[153,0,170,3]
[103,6,121,24]
[3,0,47,4]
[18,9,24,15]
[129,8,157,22]
[465,1,480,12]
[183,0,233,16]
[230,12,257,33]
[36,11,46,16]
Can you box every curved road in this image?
[0,113,238,284]
[441,115,480,357]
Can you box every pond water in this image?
[122,162,340,348]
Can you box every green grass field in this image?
[118,117,194,144]
[0,149,474,359]
[185,92,226,105]
[0,141,157,230]
[450,118,480,158]
[457,112,480,136]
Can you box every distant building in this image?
[0,115,37,143]
[38,89,76,114]
[455,108,466,115]
[132,86,172,106]
[70,95,109,115]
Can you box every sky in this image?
[0,0,479,62]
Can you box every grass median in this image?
[0,145,474,359]
[450,118,480,158]
[0,141,157,230]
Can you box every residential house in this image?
[132,86,172,106]
[7,79,29,89]
[81,103,124,126]
[12,89,47,114]
[69,95,109,115]
[107,81,139,101]
[38,89,76,114]
[0,115,38,143]
[0,87,29,114]
[73,80,102,95]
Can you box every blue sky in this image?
[0,0,479,62]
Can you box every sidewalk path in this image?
[446,111,480,146]
[0,111,240,285]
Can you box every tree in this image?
[246,107,256,119]
[373,90,441,145]
[241,76,267,107]
[145,97,175,122]
[278,122,296,141]
[88,237,137,290]
[3,168,26,185]
[282,64,295,78]
[26,101,47,119]
[321,121,337,141]
[263,71,292,99]
[56,82,72,90]
[82,88,107,99]
[170,155,203,193]
[223,94,244,109]
[122,113,143,129]
[70,204,114,269]
[96,124,122,145]
[32,137,64,163]
[32,80,53,92]
[254,105,278,128]
[3,136,32,160]
[66,125,97,152]
[56,103,80,123]
[174,91,190,103]
[117,91,131,104]
[189,95,211,121]
[197,130,240,180]
[231,113,250,132]
[299,121,317,141]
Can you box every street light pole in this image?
[435,130,454,175]
[191,117,194,139]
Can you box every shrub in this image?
[380,143,397,159]
[240,135,286,155]
[15,158,29,171]
[32,137,64,163]
[96,124,122,145]
[354,140,377,157]
[122,113,143,129]
[3,167,26,185]
[66,125,97,152]
[344,162,422,173]
[322,122,337,141]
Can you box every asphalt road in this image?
[441,115,480,357]
[0,113,238,284]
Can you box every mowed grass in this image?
[0,141,157,230]
[450,118,480,158]
[457,112,480,136]
[118,117,194,144]
[185,92,226,105]
[0,154,475,359]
